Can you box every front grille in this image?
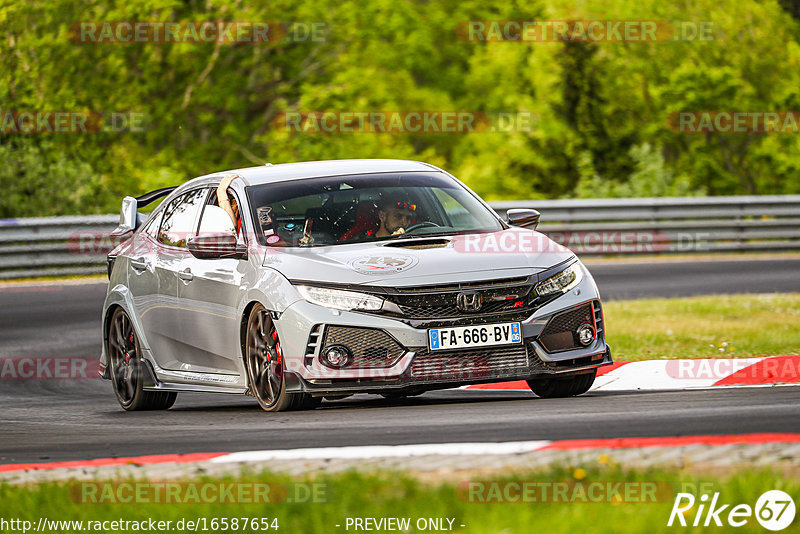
[387,276,535,320]
[538,302,596,353]
[321,326,404,368]
[407,344,530,383]
[391,276,530,294]
[397,299,527,319]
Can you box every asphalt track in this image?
[1,258,799,464]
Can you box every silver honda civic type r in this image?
[100,159,612,411]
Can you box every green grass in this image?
[604,293,800,361]
[1,466,797,533]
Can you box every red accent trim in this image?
[539,433,800,451]
[0,452,226,473]
[467,380,528,390]
[596,361,630,376]
[713,355,800,386]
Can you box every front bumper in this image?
[276,267,612,395]
[284,344,611,396]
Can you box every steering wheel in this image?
[403,221,442,233]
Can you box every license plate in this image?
[428,322,522,351]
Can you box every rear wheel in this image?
[527,369,596,399]
[107,308,177,411]
[245,304,316,412]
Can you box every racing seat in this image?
[301,207,339,245]
[339,201,380,242]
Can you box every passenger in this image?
[216,174,242,235]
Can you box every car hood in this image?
[262,228,575,287]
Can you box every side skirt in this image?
[139,359,248,395]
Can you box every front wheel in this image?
[245,304,316,412]
[107,308,177,411]
[527,369,596,399]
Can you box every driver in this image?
[375,193,416,237]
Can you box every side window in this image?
[205,185,246,241]
[157,189,207,248]
[142,209,164,238]
[198,202,236,236]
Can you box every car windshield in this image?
[245,172,504,247]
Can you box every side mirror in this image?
[506,208,540,229]
[187,233,247,260]
[110,196,139,238]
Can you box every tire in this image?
[107,308,177,411]
[526,369,597,399]
[244,304,316,412]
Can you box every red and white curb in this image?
[2,433,800,477]
[466,355,800,392]
[1,356,798,479]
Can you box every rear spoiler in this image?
[110,186,177,237]
[135,186,176,206]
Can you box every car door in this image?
[143,188,207,371]
[127,207,170,363]
[173,188,247,374]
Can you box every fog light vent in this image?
[321,326,404,368]
[321,345,353,368]
[577,324,595,346]
[538,302,597,353]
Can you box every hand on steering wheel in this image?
[402,221,441,233]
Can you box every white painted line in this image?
[210,440,553,463]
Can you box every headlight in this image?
[535,262,584,296]
[296,285,384,311]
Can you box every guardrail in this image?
[1,195,799,279]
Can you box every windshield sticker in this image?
[349,255,419,275]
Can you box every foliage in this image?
[1,0,799,217]
[1,466,798,534]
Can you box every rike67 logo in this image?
[668,490,795,531]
